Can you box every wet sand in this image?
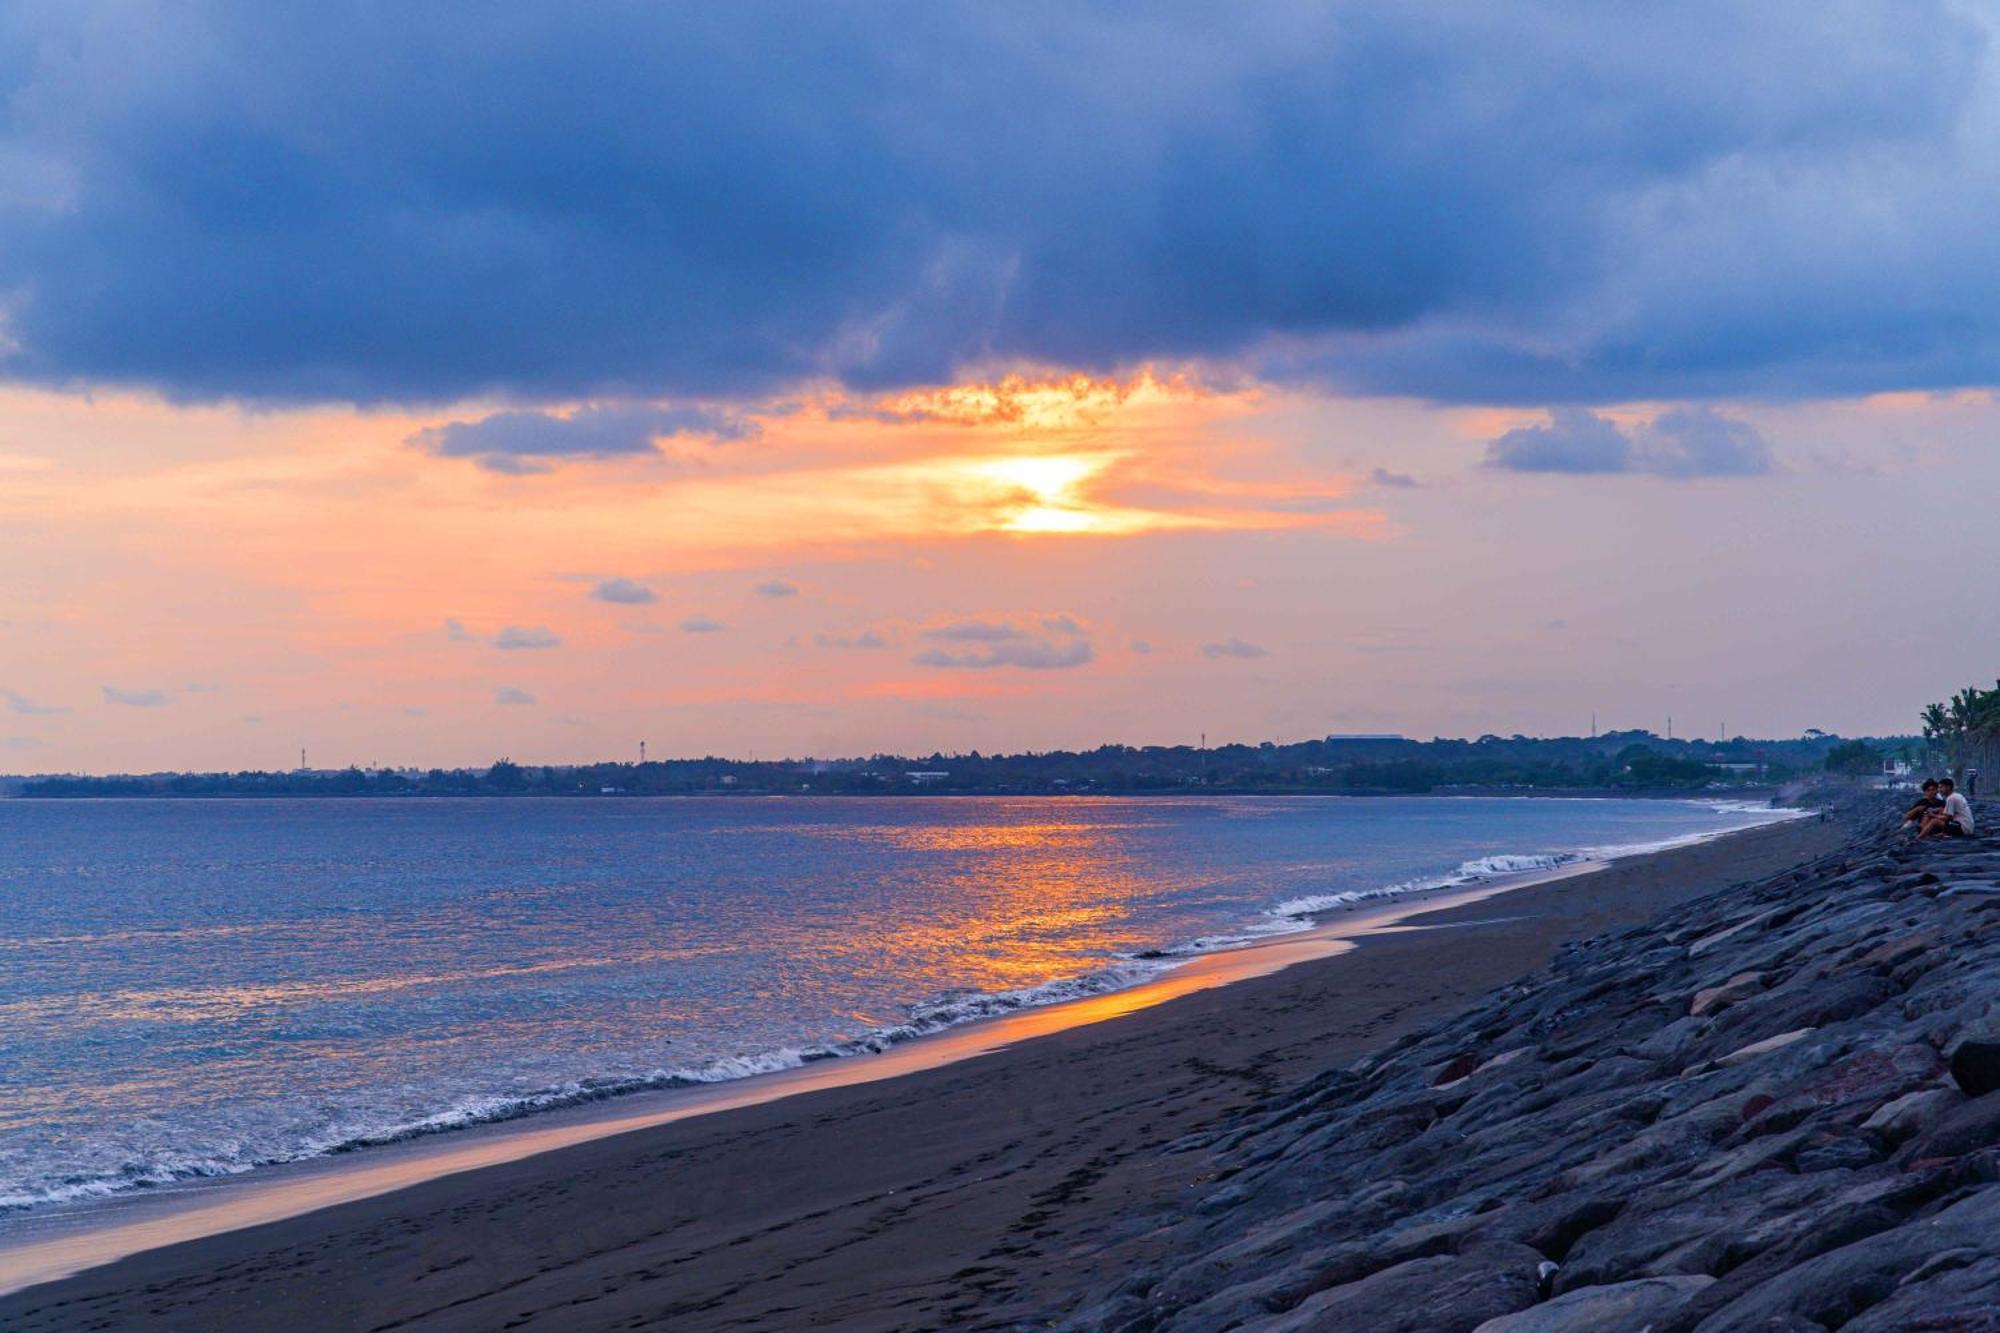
[0,815,1842,1331]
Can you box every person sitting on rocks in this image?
[1919,777,1977,839]
[1904,778,1944,830]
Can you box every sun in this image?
[972,454,1116,533]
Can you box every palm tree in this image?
[1924,682,2000,778]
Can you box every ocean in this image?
[0,793,1793,1216]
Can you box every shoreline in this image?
[0,811,1836,1322]
[0,799,1795,1233]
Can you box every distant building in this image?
[905,771,950,784]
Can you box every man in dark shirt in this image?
[1904,779,1944,831]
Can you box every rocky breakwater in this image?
[1064,802,2000,1332]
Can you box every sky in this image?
[2,1,1998,773]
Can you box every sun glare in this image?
[972,454,1120,533]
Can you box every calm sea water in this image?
[0,794,1790,1214]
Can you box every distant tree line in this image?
[13,728,1913,799]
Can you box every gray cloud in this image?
[1129,639,1153,655]
[2,688,69,715]
[445,618,479,642]
[1486,406,1773,477]
[493,625,562,650]
[0,5,1988,407]
[914,640,1094,670]
[1201,637,1270,660]
[495,686,536,706]
[816,630,889,650]
[922,618,1029,644]
[412,405,758,473]
[592,577,658,605]
[1369,468,1420,489]
[913,614,1092,669]
[103,685,170,707]
[679,615,726,633]
[755,579,799,598]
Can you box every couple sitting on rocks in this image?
[1904,776,1977,838]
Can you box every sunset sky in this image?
[4,3,1999,772]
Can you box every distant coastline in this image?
[3,727,1911,800]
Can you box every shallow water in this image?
[0,793,1788,1213]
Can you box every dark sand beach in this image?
[0,816,1844,1331]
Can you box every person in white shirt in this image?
[1920,778,1976,838]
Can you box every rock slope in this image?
[1064,802,2000,1332]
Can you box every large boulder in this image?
[1471,1275,1715,1332]
[1261,1243,1545,1333]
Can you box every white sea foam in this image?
[0,959,1189,1215]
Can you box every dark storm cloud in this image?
[412,405,756,472]
[0,3,1991,406]
[1486,406,1773,477]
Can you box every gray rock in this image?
[1048,800,2000,1332]
[1716,1027,1816,1067]
[1691,971,1765,1017]
[1471,1274,1715,1332]
[1262,1242,1545,1333]
[1687,1187,2000,1330]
